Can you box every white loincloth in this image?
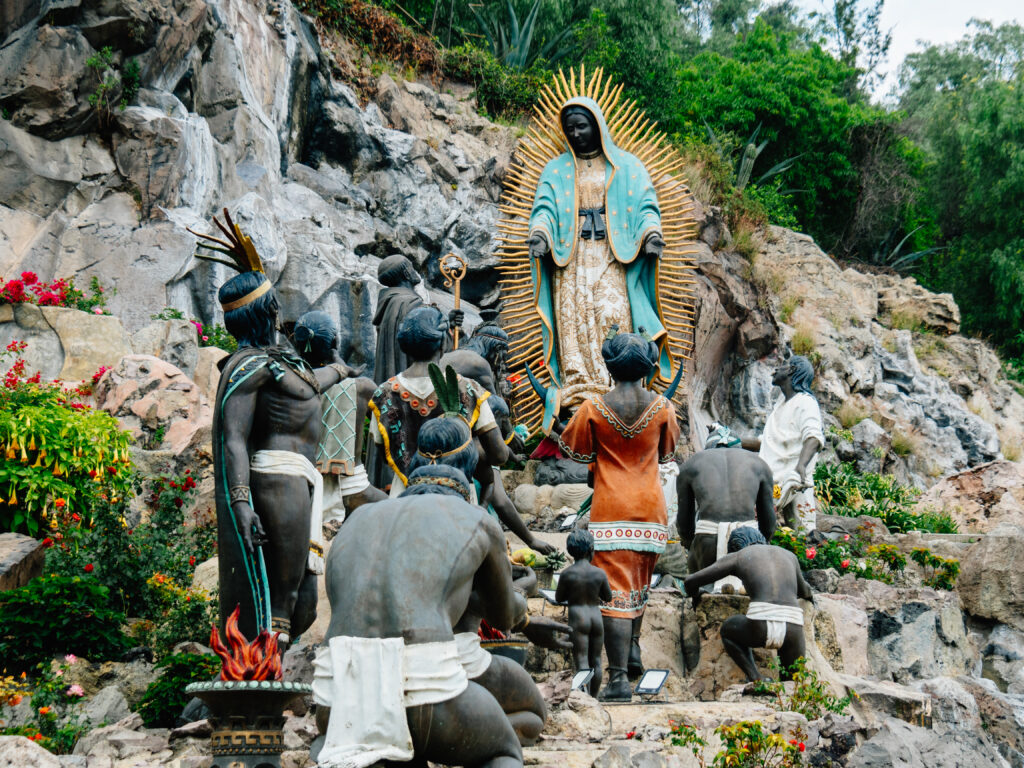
[747,602,804,650]
[250,450,324,574]
[455,631,493,679]
[694,519,759,593]
[312,636,469,768]
[660,461,680,519]
[321,465,371,526]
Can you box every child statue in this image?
[555,529,613,696]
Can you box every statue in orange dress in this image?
[556,332,679,701]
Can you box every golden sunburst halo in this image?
[497,65,699,435]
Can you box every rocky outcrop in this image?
[916,460,1024,533]
[0,532,44,591]
[958,535,1024,631]
[0,303,132,381]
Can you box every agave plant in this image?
[470,0,573,71]
[705,121,803,192]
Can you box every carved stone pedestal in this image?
[185,680,311,768]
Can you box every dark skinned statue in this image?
[190,212,356,646]
[369,306,510,497]
[293,311,387,521]
[741,356,824,531]
[526,101,668,428]
[368,254,464,488]
[557,332,680,700]
[677,434,777,592]
[405,416,567,747]
[684,528,813,682]
[313,463,528,768]
[441,327,555,555]
[555,529,612,697]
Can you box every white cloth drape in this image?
[250,449,325,574]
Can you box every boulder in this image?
[876,273,961,335]
[956,676,1024,767]
[130,320,200,379]
[916,461,1024,533]
[982,625,1024,694]
[836,575,976,682]
[192,346,228,405]
[93,355,210,455]
[958,535,1024,631]
[0,304,133,383]
[845,715,1009,767]
[0,735,60,767]
[78,685,131,728]
[811,593,870,676]
[637,589,686,697]
[545,690,612,742]
[0,532,44,591]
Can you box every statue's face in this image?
[563,110,599,156]
[771,361,792,387]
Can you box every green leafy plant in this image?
[136,653,220,727]
[669,718,805,767]
[910,547,960,590]
[442,44,545,120]
[0,576,131,674]
[45,471,214,627]
[751,657,856,720]
[0,341,132,537]
[771,525,898,582]
[1,272,112,313]
[470,0,573,72]
[815,462,957,533]
[135,573,216,659]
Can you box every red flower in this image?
[89,470,98,478]
[20,272,38,284]
[799,743,806,752]
[71,512,81,522]
[805,547,817,560]
[107,466,117,475]
[625,730,636,739]
[42,537,54,548]
[841,559,850,569]
[83,563,94,573]
[189,556,196,566]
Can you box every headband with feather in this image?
[427,363,468,423]
[187,208,269,311]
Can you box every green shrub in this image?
[814,462,957,533]
[0,576,130,674]
[771,526,900,582]
[0,340,132,537]
[751,657,856,719]
[45,472,215,629]
[910,547,960,591]
[136,653,221,727]
[441,44,544,120]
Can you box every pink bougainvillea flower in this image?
[66,684,85,697]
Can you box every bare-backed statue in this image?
[677,439,776,590]
[193,213,355,646]
[314,464,527,767]
[555,529,612,696]
[684,529,812,681]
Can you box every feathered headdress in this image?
[187,208,269,312]
[427,363,467,422]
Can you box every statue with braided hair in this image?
[368,306,510,496]
[556,331,680,701]
[188,211,357,647]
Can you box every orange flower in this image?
[54,498,66,509]
[38,706,51,715]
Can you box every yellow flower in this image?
[772,484,781,500]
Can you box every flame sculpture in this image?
[210,606,283,681]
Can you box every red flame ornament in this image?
[209,606,283,681]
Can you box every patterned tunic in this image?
[559,394,679,618]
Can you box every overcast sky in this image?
[793,0,1022,98]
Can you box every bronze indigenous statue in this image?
[742,356,824,531]
[407,417,561,746]
[555,529,612,696]
[684,528,812,681]
[293,311,386,521]
[190,212,355,646]
[313,463,529,767]
[369,306,509,496]
[368,254,464,488]
[557,332,680,700]
[677,428,777,592]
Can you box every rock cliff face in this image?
[3,0,1024,489]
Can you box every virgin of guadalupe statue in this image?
[497,68,698,436]
[527,98,668,414]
